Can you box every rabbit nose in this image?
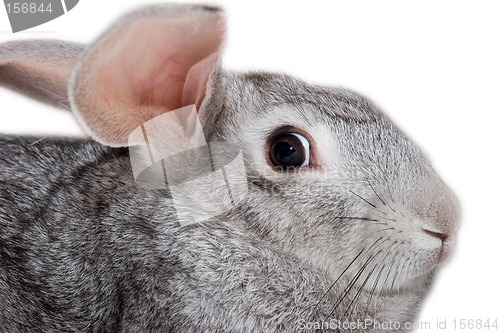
[411,178,461,238]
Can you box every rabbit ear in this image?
[70,4,225,147]
[0,40,84,108]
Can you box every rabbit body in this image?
[0,4,459,332]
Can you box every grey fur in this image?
[0,39,84,108]
[0,4,459,333]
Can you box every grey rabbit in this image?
[0,3,460,333]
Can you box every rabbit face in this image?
[209,72,461,297]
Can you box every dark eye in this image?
[269,132,311,168]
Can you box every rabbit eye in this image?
[269,132,310,169]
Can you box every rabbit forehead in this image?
[224,71,383,123]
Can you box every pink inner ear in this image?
[182,52,218,107]
[72,13,224,146]
[99,16,222,115]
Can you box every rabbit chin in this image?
[354,256,439,297]
[306,245,442,299]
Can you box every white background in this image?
[1,1,499,331]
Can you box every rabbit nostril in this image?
[423,229,448,243]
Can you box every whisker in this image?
[358,231,402,316]
[364,170,398,211]
[334,216,379,222]
[371,214,397,223]
[405,250,417,277]
[366,265,385,315]
[367,180,386,207]
[399,209,406,218]
[365,236,387,253]
[324,236,388,321]
[384,199,396,214]
[380,245,404,293]
[310,221,401,320]
[373,227,395,234]
[333,216,389,229]
[348,227,394,264]
[344,254,381,318]
[365,241,398,311]
[349,189,389,217]
[368,179,398,215]
[349,190,377,209]
[363,169,401,218]
[309,249,364,320]
[326,248,382,320]
[373,207,388,216]
[391,253,412,291]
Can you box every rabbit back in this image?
[0,137,178,331]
